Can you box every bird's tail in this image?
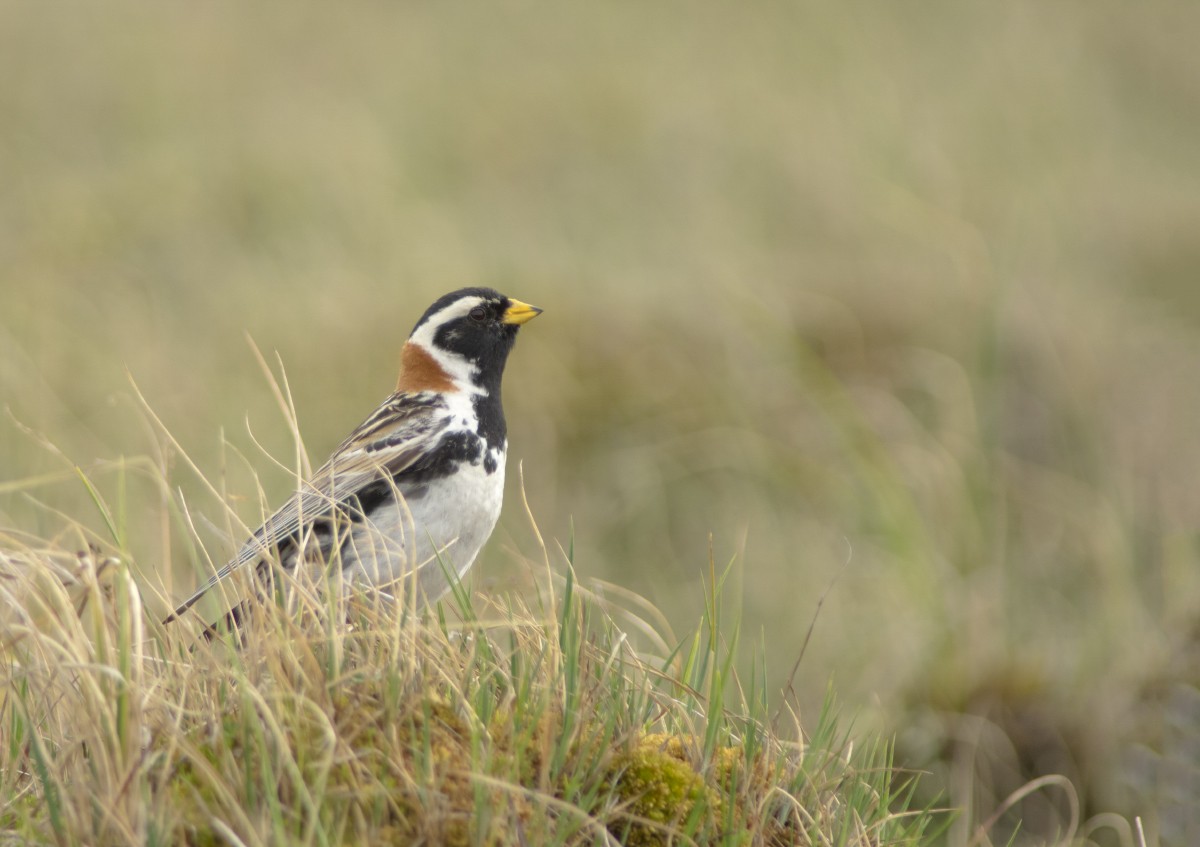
[198,600,251,642]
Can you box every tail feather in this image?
[199,600,251,642]
[163,559,275,633]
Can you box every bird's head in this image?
[399,288,542,395]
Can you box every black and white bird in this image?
[166,287,541,629]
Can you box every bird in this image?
[165,287,541,631]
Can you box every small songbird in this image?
[166,287,541,629]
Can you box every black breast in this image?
[400,430,486,484]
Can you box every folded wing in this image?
[165,393,450,622]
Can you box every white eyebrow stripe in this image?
[407,297,488,393]
[408,296,486,348]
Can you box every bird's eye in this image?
[469,306,488,323]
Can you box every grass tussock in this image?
[0,469,937,846]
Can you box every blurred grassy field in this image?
[2,2,1199,843]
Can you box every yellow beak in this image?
[502,299,543,325]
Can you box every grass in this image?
[0,441,940,846]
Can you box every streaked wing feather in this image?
[166,393,449,621]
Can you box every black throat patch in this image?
[472,392,507,454]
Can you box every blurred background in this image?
[2,2,1198,844]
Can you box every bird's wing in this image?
[165,392,451,621]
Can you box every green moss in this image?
[606,733,722,846]
[601,732,800,845]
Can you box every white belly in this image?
[342,445,505,600]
